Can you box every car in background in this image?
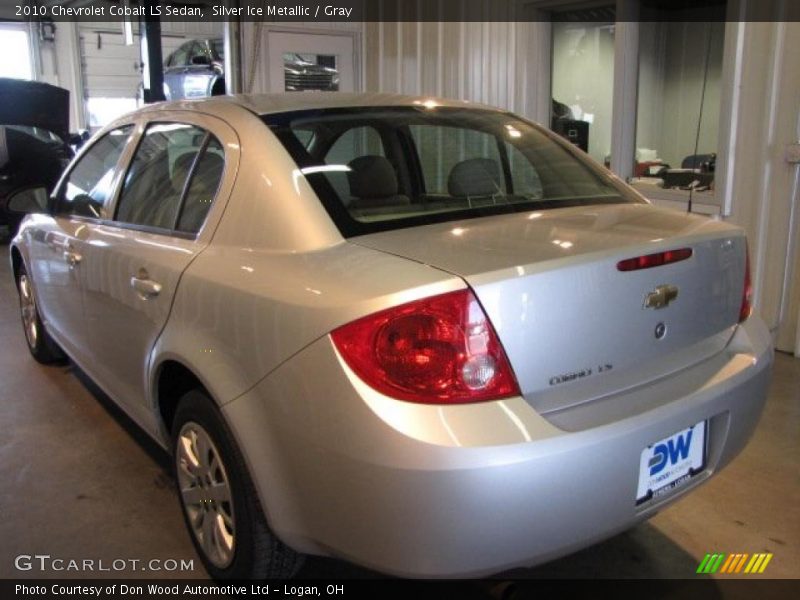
[163,38,226,100]
[163,39,339,100]
[282,53,340,92]
[0,78,85,241]
[8,93,772,579]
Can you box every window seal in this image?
[496,136,514,195]
[60,215,199,241]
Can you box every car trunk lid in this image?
[351,203,747,416]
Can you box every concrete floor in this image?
[1,242,798,583]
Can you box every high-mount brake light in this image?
[617,248,693,272]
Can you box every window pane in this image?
[188,42,205,62]
[177,136,224,233]
[551,19,615,163]
[59,126,133,218]
[327,126,384,163]
[0,28,32,80]
[116,123,205,230]
[172,45,189,66]
[410,125,505,196]
[635,18,724,191]
[323,126,385,200]
[506,142,543,199]
[269,108,631,236]
[292,128,315,149]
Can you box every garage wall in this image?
[78,21,221,97]
[79,29,151,98]
[32,21,222,131]
[363,17,551,126]
[787,224,800,355]
[717,13,800,353]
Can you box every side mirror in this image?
[7,186,48,214]
[68,131,90,148]
[71,193,100,218]
[191,55,211,66]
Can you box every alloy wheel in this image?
[176,422,236,568]
[18,274,38,350]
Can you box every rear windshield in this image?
[263,106,638,237]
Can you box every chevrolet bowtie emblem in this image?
[644,284,679,309]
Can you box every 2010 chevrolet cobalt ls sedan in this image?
[8,93,773,579]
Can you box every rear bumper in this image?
[224,316,773,577]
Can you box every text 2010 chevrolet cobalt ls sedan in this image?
[9,94,773,579]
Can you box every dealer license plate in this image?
[636,421,706,504]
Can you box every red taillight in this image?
[739,248,752,322]
[617,248,693,271]
[331,289,520,404]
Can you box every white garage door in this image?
[78,23,220,129]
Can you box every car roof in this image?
[135,92,503,118]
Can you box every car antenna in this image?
[688,23,714,214]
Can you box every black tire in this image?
[16,263,66,364]
[171,389,304,579]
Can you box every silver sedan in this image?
[8,93,773,579]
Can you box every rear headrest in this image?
[347,155,399,199]
[448,158,501,197]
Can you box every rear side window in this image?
[265,107,636,237]
[57,125,133,218]
[187,42,207,64]
[170,44,190,67]
[115,123,223,233]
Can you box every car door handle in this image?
[63,248,82,267]
[131,274,162,298]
